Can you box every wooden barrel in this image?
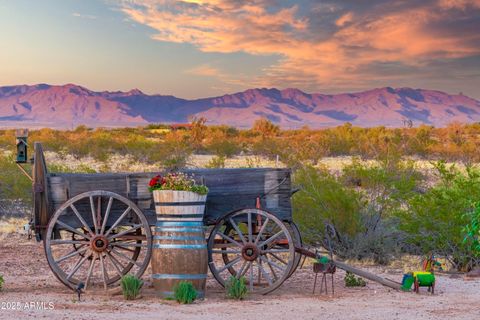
[151,190,208,299]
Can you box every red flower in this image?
[149,175,162,187]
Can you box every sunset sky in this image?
[0,0,479,99]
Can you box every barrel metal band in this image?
[155,227,206,232]
[151,273,208,280]
[153,244,207,249]
[156,221,203,227]
[155,201,205,206]
[153,235,205,241]
[156,214,204,219]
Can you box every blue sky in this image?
[0,0,479,99]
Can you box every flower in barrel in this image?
[148,173,208,195]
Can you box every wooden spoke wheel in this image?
[44,191,152,291]
[208,208,295,295]
[285,222,302,277]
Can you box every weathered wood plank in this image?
[48,168,293,226]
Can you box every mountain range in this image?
[1,83,479,128]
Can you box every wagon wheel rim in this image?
[208,208,295,295]
[44,190,152,291]
[285,222,302,277]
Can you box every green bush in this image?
[293,165,363,244]
[463,203,480,260]
[344,272,366,287]
[225,276,248,300]
[173,281,197,304]
[120,275,143,300]
[398,161,480,271]
[0,275,4,291]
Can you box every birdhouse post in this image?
[15,129,28,163]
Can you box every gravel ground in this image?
[0,233,479,320]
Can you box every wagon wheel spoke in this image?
[268,252,289,266]
[235,260,248,279]
[247,212,253,243]
[100,197,113,234]
[254,218,270,245]
[55,246,89,264]
[107,224,143,240]
[258,260,273,286]
[70,204,94,236]
[99,254,108,290]
[106,251,124,278]
[217,256,242,273]
[104,207,132,237]
[259,230,285,247]
[56,220,91,240]
[262,256,285,273]
[260,255,279,280]
[229,218,247,245]
[84,255,96,290]
[89,196,99,234]
[110,248,142,267]
[249,261,254,291]
[50,240,87,246]
[217,231,243,248]
[111,242,148,249]
[67,254,90,280]
[211,249,241,254]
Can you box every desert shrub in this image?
[0,154,32,210]
[344,272,366,287]
[252,118,280,138]
[206,155,226,168]
[225,276,248,300]
[293,159,419,264]
[173,281,197,304]
[463,203,480,261]
[293,165,364,244]
[0,275,4,291]
[120,275,143,300]
[398,161,480,271]
[156,131,192,170]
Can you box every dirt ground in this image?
[0,233,479,320]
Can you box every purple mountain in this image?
[0,84,479,128]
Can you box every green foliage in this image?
[0,154,32,204]
[225,276,248,300]
[398,161,480,271]
[0,275,4,291]
[344,272,366,287]
[463,203,480,259]
[294,159,420,264]
[120,275,143,300]
[173,281,197,304]
[293,165,363,243]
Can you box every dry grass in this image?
[0,217,28,234]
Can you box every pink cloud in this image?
[118,0,480,91]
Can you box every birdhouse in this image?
[15,129,28,163]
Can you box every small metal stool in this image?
[312,261,336,295]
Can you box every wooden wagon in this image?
[28,143,303,295]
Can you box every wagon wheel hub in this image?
[91,235,109,252]
[241,243,259,261]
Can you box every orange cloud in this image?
[119,0,480,91]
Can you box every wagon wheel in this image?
[285,221,302,277]
[44,191,152,291]
[208,208,295,295]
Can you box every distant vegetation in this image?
[0,118,479,270]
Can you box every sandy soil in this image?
[0,233,479,320]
